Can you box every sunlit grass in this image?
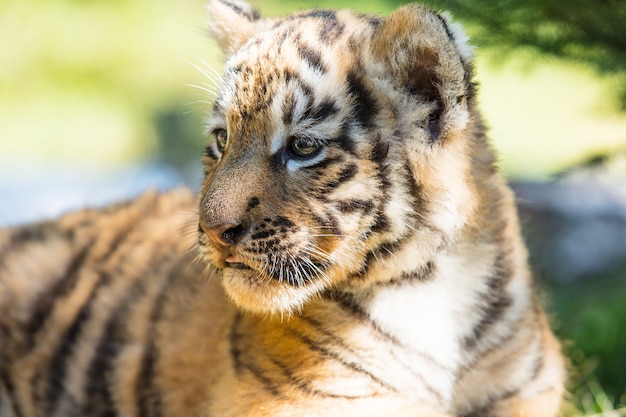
[548,273,626,416]
[563,358,626,417]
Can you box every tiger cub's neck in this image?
[319,173,535,373]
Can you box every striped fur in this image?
[0,2,565,416]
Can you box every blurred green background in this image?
[2,0,625,177]
[0,0,625,414]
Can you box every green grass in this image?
[547,273,626,415]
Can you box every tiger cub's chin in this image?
[219,266,326,314]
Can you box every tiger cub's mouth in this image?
[224,254,253,271]
[226,261,252,270]
[219,251,330,288]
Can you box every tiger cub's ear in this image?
[371,5,473,141]
[207,0,261,55]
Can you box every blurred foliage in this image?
[411,0,626,110]
[1,0,625,177]
[0,0,215,168]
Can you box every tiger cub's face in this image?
[198,0,477,314]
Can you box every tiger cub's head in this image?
[198,0,482,314]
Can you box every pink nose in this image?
[200,223,242,247]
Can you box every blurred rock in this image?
[513,152,626,282]
[0,163,187,227]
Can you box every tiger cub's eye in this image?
[214,129,228,152]
[288,137,322,159]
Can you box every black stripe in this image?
[312,212,342,238]
[530,352,545,382]
[375,239,404,259]
[460,296,543,381]
[241,360,282,397]
[136,343,162,417]
[336,199,374,214]
[273,25,293,50]
[298,314,405,386]
[322,163,358,190]
[22,246,89,352]
[309,156,343,172]
[346,71,378,129]
[82,277,145,417]
[135,273,175,417]
[271,216,295,230]
[461,384,525,417]
[316,12,345,43]
[204,145,218,160]
[318,293,449,402]
[298,10,336,20]
[1,371,24,417]
[350,234,417,280]
[229,313,243,375]
[24,212,136,353]
[327,291,453,373]
[297,315,359,355]
[402,159,427,215]
[370,211,390,233]
[468,329,546,413]
[370,139,389,163]
[305,99,338,122]
[385,261,436,286]
[296,42,327,73]
[458,316,522,378]
[281,90,295,125]
[133,254,186,417]
[250,229,276,240]
[336,122,358,156]
[283,70,314,102]
[369,141,392,234]
[331,292,401,346]
[427,103,444,142]
[230,325,282,399]
[2,222,53,250]
[432,10,476,94]
[287,328,396,392]
[527,316,546,383]
[216,0,259,21]
[463,252,514,350]
[403,261,436,281]
[360,13,382,28]
[336,164,358,183]
[281,9,343,38]
[269,355,360,399]
[433,12,455,47]
[43,271,113,416]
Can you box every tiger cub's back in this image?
[0,190,236,417]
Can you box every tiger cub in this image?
[0,1,565,416]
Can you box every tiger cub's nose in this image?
[201,222,249,247]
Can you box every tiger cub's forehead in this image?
[213,9,380,143]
